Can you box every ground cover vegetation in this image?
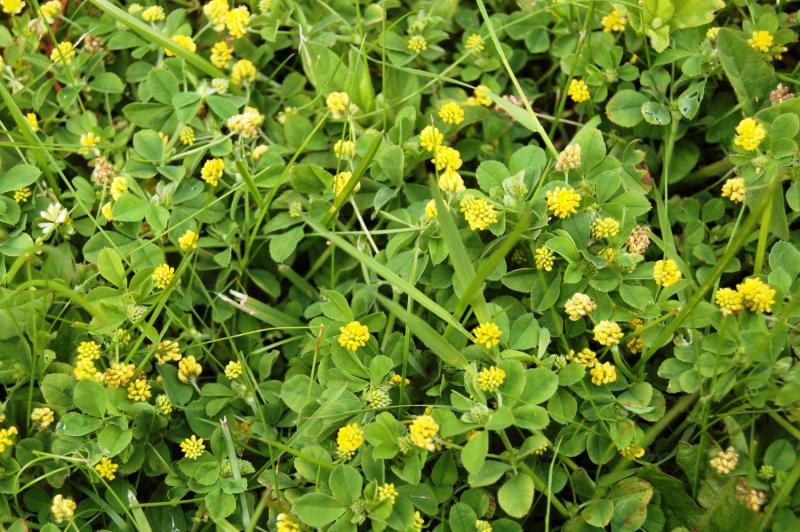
[0,0,800,530]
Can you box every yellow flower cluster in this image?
[110,176,128,200]
[710,446,739,474]
[546,186,581,218]
[466,34,485,53]
[555,144,581,172]
[225,361,243,379]
[477,366,506,392]
[408,35,427,53]
[564,292,596,321]
[338,320,370,351]
[231,59,256,85]
[210,41,233,69]
[95,457,119,480]
[736,277,776,313]
[592,217,620,239]
[201,158,225,187]
[593,320,623,346]
[734,117,766,151]
[334,139,356,159]
[14,187,31,203]
[225,6,251,38]
[590,361,617,385]
[51,494,77,523]
[424,199,438,220]
[181,435,205,459]
[178,355,203,383]
[326,91,350,118]
[166,35,196,57]
[336,423,364,458]
[535,246,555,271]
[721,177,745,203]
[0,426,18,452]
[51,41,76,64]
[466,85,492,107]
[179,126,195,146]
[203,0,228,29]
[31,407,55,429]
[378,482,399,503]
[568,79,590,103]
[433,145,462,172]
[419,125,443,152]
[74,340,103,382]
[103,363,135,388]
[227,107,264,138]
[567,347,597,369]
[715,287,743,316]
[602,10,626,32]
[142,5,165,22]
[414,511,425,530]
[333,171,361,197]
[736,480,767,512]
[178,229,199,251]
[410,414,439,451]
[152,263,175,289]
[156,394,173,415]
[438,101,465,125]
[747,30,773,53]
[472,322,501,348]
[155,339,181,365]
[460,196,497,231]
[2,0,25,15]
[276,513,302,532]
[79,132,101,155]
[653,259,681,287]
[127,379,151,402]
[620,443,645,459]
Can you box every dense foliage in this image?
[1,0,800,530]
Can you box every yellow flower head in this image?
[252,144,269,160]
[166,35,196,57]
[567,347,597,369]
[127,379,152,402]
[333,171,361,197]
[747,30,774,53]
[201,158,225,187]
[535,246,555,271]
[203,0,229,30]
[178,229,199,251]
[476,519,493,532]
[710,446,739,474]
[276,513,302,532]
[653,259,681,287]
[438,101,465,125]
[734,118,766,151]
[25,112,38,132]
[77,340,102,361]
[419,125,443,152]
[0,426,18,452]
[555,144,582,172]
[477,366,506,392]
[706,27,721,40]
[567,78,590,103]
[432,145,462,171]
[31,407,55,429]
[156,394,172,415]
[74,357,101,382]
[225,361,243,379]
[466,33,485,53]
[152,263,175,289]
[590,361,617,385]
[51,494,77,523]
[546,186,581,218]
[564,292,596,321]
[408,35,428,53]
[103,363,135,388]
[338,321,370,351]
[592,217,621,239]
[424,199,438,220]
[602,10,626,32]
[227,107,264,138]
[620,443,645,459]
[178,355,203,383]
[79,132,101,154]
[721,177,745,203]
[224,6,251,39]
[142,5,165,22]
[336,422,364,457]
[334,139,356,159]
[410,414,439,451]
[460,196,497,231]
[473,85,492,107]
[14,187,32,203]
[2,0,25,15]
[95,457,119,480]
[40,0,61,19]
[736,277,775,313]
[326,91,350,118]
[210,41,234,69]
[231,59,257,85]
[101,201,113,222]
[110,176,128,200]
[180,435,205,459]
[593,320,623,346]
[154,339,181,365]
[179,126,195,146]
[378,482,399,503]
[472,322,501,349]
[715,287,744,316]
[438,167,465,193]
[414,511,425,530]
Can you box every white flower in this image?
[38,202,70,235]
